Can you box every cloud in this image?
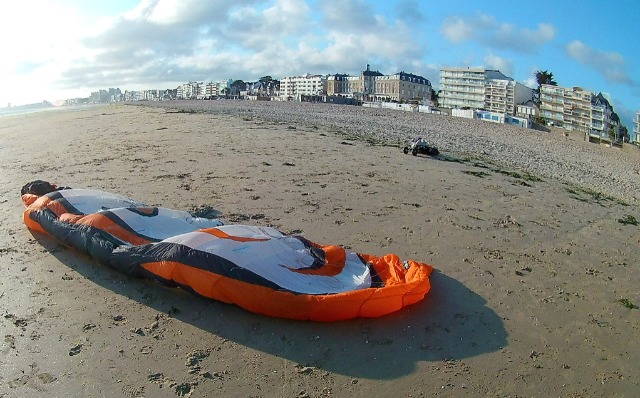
[5,0,434,103]
[395,0,425,24]
[440,14,556,53]
[565,40,637,86]
[319,0,385,33]
[522,77,537,89]
[483,53,513,76]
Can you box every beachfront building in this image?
[539,85,618,138]
[516,100,538,119]
[280,74,326,100]
[452,108,531,128]
[326,65,431,102]
[176,82,201,100]
[590,93,614,138]
[326,74,350,96]
[372,71,431,102]
[201,82,217,99]
[540,85,592,133]
[325,65,383,100]
[439,67,533,115]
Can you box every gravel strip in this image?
[133,100,640,205]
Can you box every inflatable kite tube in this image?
[21,180,434,321]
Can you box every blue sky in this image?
[1,0,638,126]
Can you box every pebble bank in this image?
[135,100,640,205]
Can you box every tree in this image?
[533,70,558,105]
[231,79,245,89]
[230,80,246,96]
[535,70,557,87]
[608,125,617,143]
[430,88,439,107]
[259,76,273,85]
[259,76,274,95]
[620,125,629,142]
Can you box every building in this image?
[540,85,593,133]
[177,82,201,100]
[439,67,533,115]
[326,65,431,102]
[516,100,538,119]
[200,82,216,99]
[452,108,531,129]
[373,71,431,102]
[540,85,617,137]
[280,74,326,99]
[326,74,349,96]
[590,93,614,138]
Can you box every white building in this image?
[216,79,233,96]
[280,74,326,99]
[177,82,201,100]
[590,93,614,138]
[452,108,531,129]
[440,67,533,115]
[540,85,617,137]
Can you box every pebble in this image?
[141,100,640,204]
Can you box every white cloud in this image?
[440,14,556,53]
[0,1,96,104]
[320,0,384,33]
[522,77,537,89]
[565,40,636,86]
[440,15,477,43]
[483,53,513,76]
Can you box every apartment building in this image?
[176,81,201,99]
[201,82,217,99]
[539,85,616,136]
[590,93,614,137]
[326,74,349,96]
[439,67,533,115]
[326,65,383,99]
[326,65,431,102]
[280,74,326,99]
[373,71,431,102]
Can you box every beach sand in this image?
[1,103,638,397]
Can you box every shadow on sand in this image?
[34,232,507,380]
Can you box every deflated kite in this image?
[21,180,433,321]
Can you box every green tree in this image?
[230,80,245,96]
[533,70,558,105]
[430,89,439,107]
[259,76,274,95]
[535,70,557,87]
[259,76,273,85]
[231,80,245,89]
[620,125,629,142]
[609,125,617,142]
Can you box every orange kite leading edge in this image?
[21,180,434,321]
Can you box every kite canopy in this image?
[21,180,434,321]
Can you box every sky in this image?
[1,0,638,126]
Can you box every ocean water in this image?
[0,104,102,118]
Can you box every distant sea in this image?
[0,104,104,118]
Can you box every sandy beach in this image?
[1,102,639,397]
